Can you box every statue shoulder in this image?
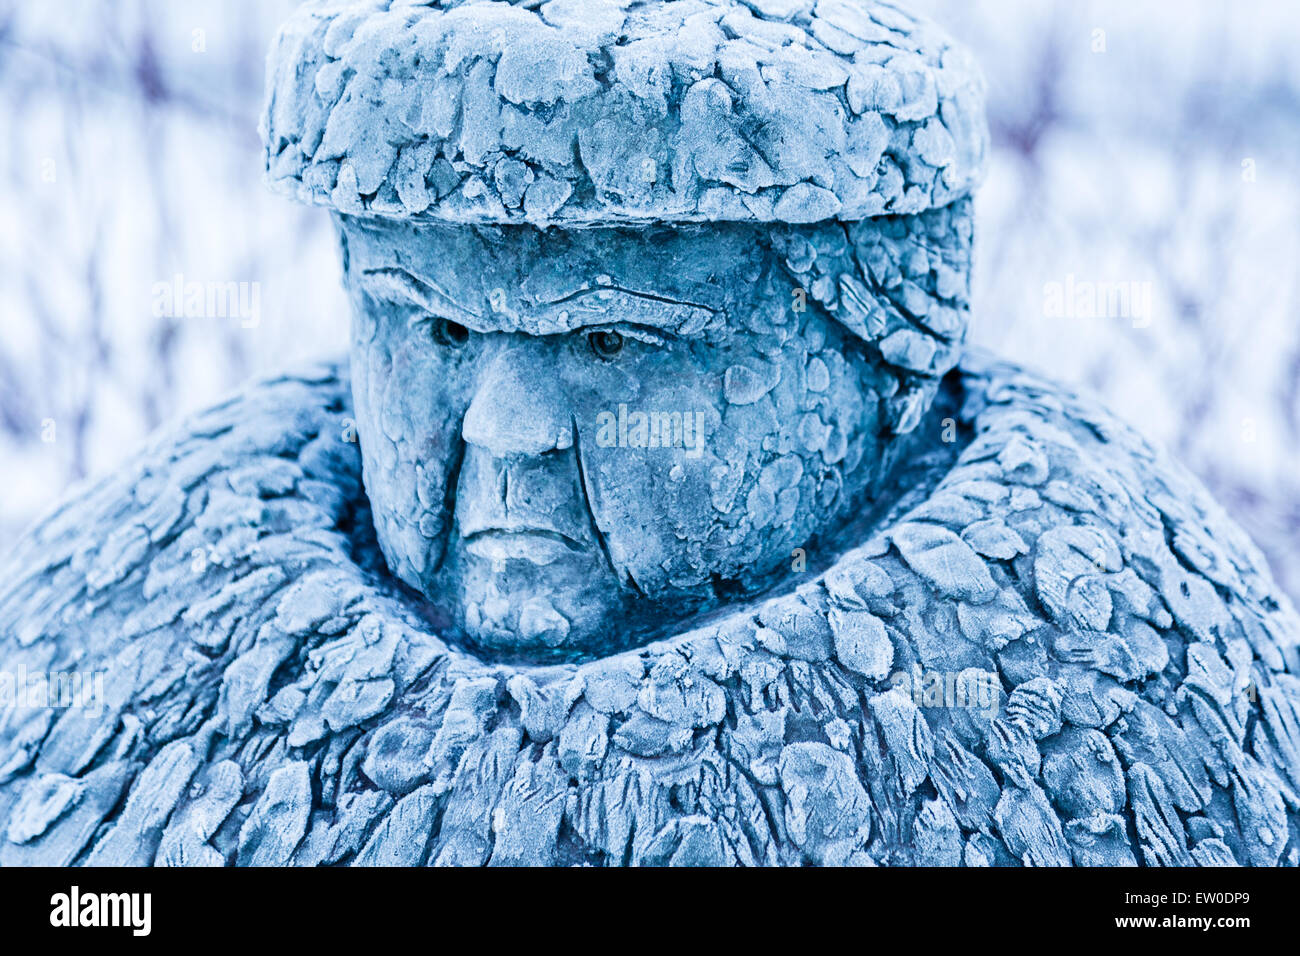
[836,352,1300,865]
[0,362,448,865]
[0,363,361,652]
[950,351,1297,657]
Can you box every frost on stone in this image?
[0,355,1298,866]
[260,0,989,226]
[334,202,974,656]
[4,0,1300,870]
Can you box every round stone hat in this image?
[261,0,988,226]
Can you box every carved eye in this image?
[587,330,624,359]
[432,317,469,348]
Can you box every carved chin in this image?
[441,543,628,657]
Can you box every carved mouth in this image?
[462,527,587,563]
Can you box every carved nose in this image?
[462,350,573,457]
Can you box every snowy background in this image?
[1,0,1298,600]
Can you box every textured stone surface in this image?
[2,0,1294,871]
[261,0,988,225]
[338,203,973,655]
[1,355,1296,866]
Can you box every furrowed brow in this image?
[536,286,722,337]
[358,268,724,338]
[359,267,485,329]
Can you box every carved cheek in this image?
[574,368,725,590]
[354,314,470,588]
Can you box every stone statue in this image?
[1,0,1297,867]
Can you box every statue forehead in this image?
[337,214,782,337]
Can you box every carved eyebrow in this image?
[543,285,719,314]
[359,267,485,328]
[359,267,723,338]
[538,286,722,337]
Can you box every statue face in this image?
[337,216,899,659]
